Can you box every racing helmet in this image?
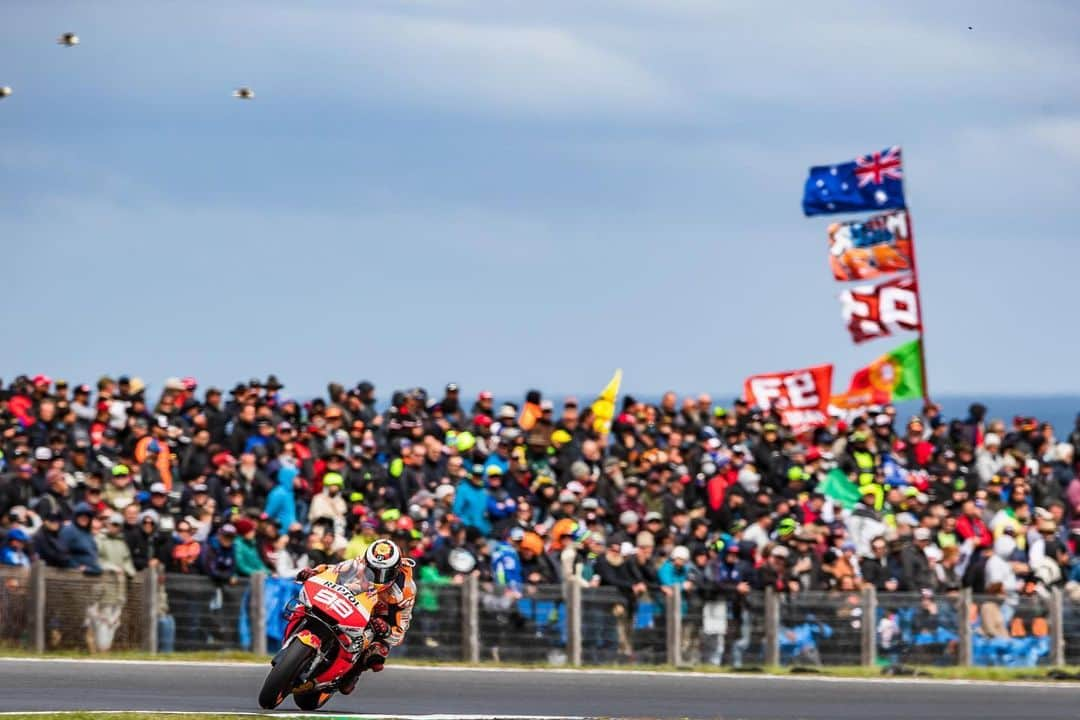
[364,538,402,587]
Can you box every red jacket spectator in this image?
[956,505,992,548]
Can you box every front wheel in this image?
[258,639,314,709]
[294,690,333,711]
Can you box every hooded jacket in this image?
[33,525,72,568]
[453,478,491,536]
[58,520,102,575]
[265,465,298,530]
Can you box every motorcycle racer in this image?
[296,537,415,694]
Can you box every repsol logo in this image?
[314,578,359,603]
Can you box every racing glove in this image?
[369,617,390,638]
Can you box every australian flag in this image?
[802,146,906,216]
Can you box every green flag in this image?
[819,468,861,509]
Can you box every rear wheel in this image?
[294,690,333,711]
[258,639,314,709]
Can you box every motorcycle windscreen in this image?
[331,563,373,596]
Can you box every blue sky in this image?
[3,0,1080,400]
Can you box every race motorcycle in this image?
[258,564,378,710]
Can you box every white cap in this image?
[984,433,1001,446]
[914,527,932,541]
[896,512,919,527]
[671,546,691,562]
[435,484,455,500]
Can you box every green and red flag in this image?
[831,338,923,410]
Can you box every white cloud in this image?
[28,2,678,117]
[367,16,678,114]
[1026,117,1080,160]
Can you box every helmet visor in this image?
[365,564,398,585]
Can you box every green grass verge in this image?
[0,646,261,663]
[6,716,260,720]
[2,646,1079,681]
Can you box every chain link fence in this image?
[1063,595,1080,665]
[44,567,147,652]
[166,573,248,651]
[874,591,962,667]
[0,565,31,648]
[682,590,768,668]
[778,590,863,665]
[399,582,466,661]
[0,561,1072,669]
[475,583,566,664]
[969,592,1055,667]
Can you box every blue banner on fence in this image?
[239,576,300,653]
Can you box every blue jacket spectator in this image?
[32,513,72,568]
[57,502,102,575]
[491,539,523,593]
[658,550,691,588]
[0,527,31,567]
[453,470,491,537]
[200,524,237,583]
[265,465,299,529]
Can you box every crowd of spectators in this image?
[2,373,1080,663]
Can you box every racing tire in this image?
[258,639,314,709]
[294,690,333,711]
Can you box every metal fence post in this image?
[142,565,159,653]
[565,569,582,667]
[957,588,972,667]
[250,572,267,656]
[665,584,683,667]
[461,573,480,663]
[1049,586,1065,667]
[763,587,779,667]
[29,561,46,653]
[860,585,877,667]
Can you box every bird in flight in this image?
[57,32,79,46]
[233,87,255,100]
[0,86,11,99]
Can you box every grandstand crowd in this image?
[2,373,1080,658]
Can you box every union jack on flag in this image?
[854,146,903,187]
[802,145,907,216]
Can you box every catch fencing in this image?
[0,561,1070,668]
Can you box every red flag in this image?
[840,275,921,344]
[827,210,913,281]
[744,364,833,434]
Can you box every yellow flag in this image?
[591,369,622,434]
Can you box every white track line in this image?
[0,713,582,720]
[0,656,1074,690]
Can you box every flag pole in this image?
[902,209,931,404]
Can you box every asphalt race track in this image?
[0,658,1077,719]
